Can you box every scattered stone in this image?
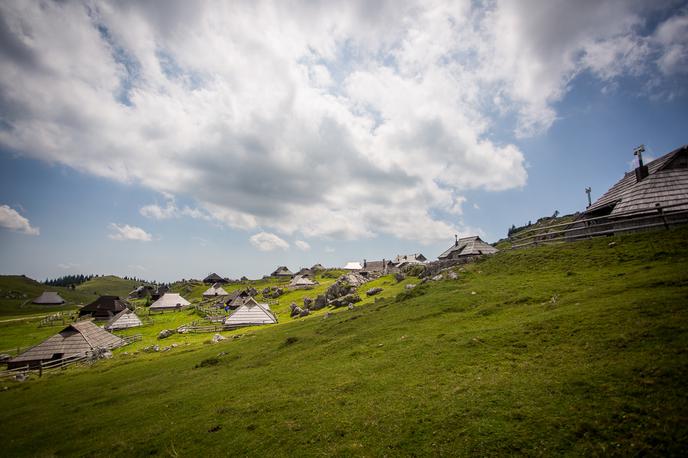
[232,334,242,340]
[299,309,310,317]
[217,352,227,357]
[448,271,459,280]
[366,287,383,296]
[608,241,617,247]
[322,312,331,320]
[290,305,303,318]
[212,333,226,343]
[158,329,175,339]
[161,346,171,352]
[171,343,179,348]
[330,293,361,308]
[348,304,355,310]
[102,351,113,359]
[153,345,160,352]
[377,343,384,347]
[312,295,328,310]
[303,297,313,309]
[394,272,406,283]
[14,373,28,382]
[405,284,416,290]
[471,291,477,295]
[432,274,444,281]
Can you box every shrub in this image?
[195,357,220,368]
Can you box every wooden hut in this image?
[438,236,498,261]
[78,296,131,320]
[149,293,190,312]
[271,266,294,277]
[105,309,143,331]
[7,321,124,369]
[225,300,277,328]
[289,275,318,289]
[203,273,228,284]
[203,283,229,297]
[585,145,688,217]
[32,292,66,305]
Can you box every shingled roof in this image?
[78,296,130,319]
[33,291,66,305]
[225,300,277,327]
[586,145,688,216]
[438,236,498,260]
[203,283,229,297]
[7,320,124,369]
[150,293,190,311]
[203,273,227,284]
[271,266,294,277]
[104,309,143,331]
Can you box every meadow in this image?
[0,227,686,456]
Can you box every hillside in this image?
[0,228,687,455]
[0,275,94,317]
[74,275,143,299]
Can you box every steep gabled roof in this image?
[79,296,129,316]
[105,309,142,331]
[33,291,66,305]
[9,320,124,364]
[203,273,226,283]
[393,253,427,264]
[203,283,229,296]
[289,275,317,287]
[150,293,190,310]
[344,261,362,270]
[587,145,688,215]
[439,236,498,259]
[271,266,294,276]
[225,301,277,326]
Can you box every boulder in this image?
[432,274,444,281]
[394,272,406,283]
[212,333,226,343]
[330,293,361,308]
[303,297,313,309]
[299,309,310,317]
[290,305,303,318]
[312,295,328,310]
[158,329,175,339]
[448,271,459,280]
[405,284,416,290]
[262,287,271,295]
[14,373,28,382]
[102,351,113,359]
[366,287,383,296]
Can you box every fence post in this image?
[39,361,43,378]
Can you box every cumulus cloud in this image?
[0,204,39,235]
[108,223,152,241]
[0,1,684,242]
[294,240,311,251]
[249,232,290,251]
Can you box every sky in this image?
[0,0,687,282]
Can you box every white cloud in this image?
[108,223,153,241]
[249,232,289,251]
[294,240,311,251]
[0,1,683,243]
[0,204,39,235]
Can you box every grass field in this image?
[0,227,687,456]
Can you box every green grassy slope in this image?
[1,228,687,456]
[0,275,94,317]
[75,275,142,298]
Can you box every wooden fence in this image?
[0,334,142,379]
[507,202,688,249]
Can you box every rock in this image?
[171,343,179,348]
[161,346,170,352]
[448,271,459,280]
[608,241,617,247]
[217,352,227,357]
[14,373,28,382]
[322,312,331,320]
[331,293,361,308]
[212,333,226,343]
[348,304,355,310]
[232,334,241,339]
[303,297,313,309]
[262,287,271,295]
[405,284,416,290]
[366,287,383,296]
[290,305,303,318]
[247,287,258,296]
[312,295,328,310]
[471,291,477,295]
[158,329,175,339]
[432,274,444,281]
[394,272,406,283]
[299,309,310,317]
[102,351,113,359]
[153,345,160,352]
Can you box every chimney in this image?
[634,144,649,182]
[454,234,458,247]
[363,259,367,268]
[382,258,386,274]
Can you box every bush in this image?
[395,284,428,302]
[402,264,426,277]
[195,357,220,368]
